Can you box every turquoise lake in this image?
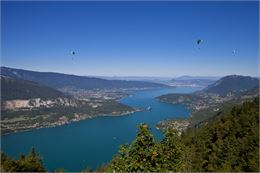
[1,87,200,171]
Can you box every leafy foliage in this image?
[102,124,184,172]
[1,148,46,172]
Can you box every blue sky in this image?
[1,1,259,77]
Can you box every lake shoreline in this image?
[2,87,198,171]
[2,87,172,136]
[1,108,142,136]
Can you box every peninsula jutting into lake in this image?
[1,1,259,172]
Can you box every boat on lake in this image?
[147,106,152,111]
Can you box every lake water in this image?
[1,87,200,171]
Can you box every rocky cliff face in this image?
[2,97,81,110]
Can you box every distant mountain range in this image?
[169,78,217,88]
[202,75,259,96]
[167,76,220,88]
[1,67,167,90]
[95,76,172,83]
[167,75,259,88]
[173,75,221,81]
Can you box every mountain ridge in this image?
[1,76,67,100]
[1,67,167,90]
[202,75,259,96]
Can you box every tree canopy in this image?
[1,148,46,172]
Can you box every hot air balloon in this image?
[197,39,203,49]
[70,51,76,60]
[197,39,203,45]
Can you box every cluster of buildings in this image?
[59,87,130,101]
[156,119,190,135]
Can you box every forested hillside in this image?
[181,97,259,171]
[100,97,259,172]
[202,75,259,96]
[1,76,66,100]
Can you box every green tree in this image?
[1,148,46,172]
[159,129,184,171]
[1,152,18,172]
[103,124,184,172]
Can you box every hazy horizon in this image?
[3,66,260,79]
